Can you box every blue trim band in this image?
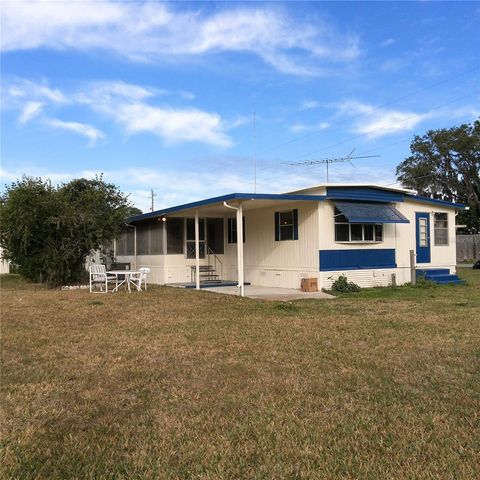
[404,194,465,209]
[319,248,397,271]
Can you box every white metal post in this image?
[195,210,200,290]
[236,202,244,297]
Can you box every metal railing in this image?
[207,247,223,281]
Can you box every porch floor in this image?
[166,280,251,289]
[199,284,335,301]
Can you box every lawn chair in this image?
[129,270,146,292]
[89,264,117,293]
[138,267,150,290]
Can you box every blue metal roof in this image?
[128,187,465,223]
[334,201,410,224]
[326,186,404,203]
[128,193,327,222]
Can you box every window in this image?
[334,207,383,243]
[419,218,428,247]
[434,213,448,246]
[275,209,298,241]
[228,217,245,244]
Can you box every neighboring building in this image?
[0,247,10,274]
[114,184,464,294]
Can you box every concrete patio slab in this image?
[204,285,336,301]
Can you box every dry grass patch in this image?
[1,271,479,479]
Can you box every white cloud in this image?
[4,78,232,148]
[300,100,319,110]
[47,118,105,144]
[290,121,330,133]
[1,2,360,76]
[380,38,395,47]
[112,103,232,147]
[19,101,44,123]
[337,100,431,138]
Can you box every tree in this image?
[396,120,480,233]
[0,175,132,286]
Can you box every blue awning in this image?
[334,201,409,224]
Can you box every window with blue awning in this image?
[334,201,409,224]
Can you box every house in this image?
[114,184,464,294]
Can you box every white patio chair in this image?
[138,267,150,290]
[89,264,117,293]
[129,270,146,292]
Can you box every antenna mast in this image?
[253,101,257,193]
[285,149,380,183]
[150,189,157,212]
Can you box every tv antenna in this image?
[253,101,257,193]
[149,189,157,212]
[284,149,380,183]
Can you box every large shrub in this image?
[0,176,131,286]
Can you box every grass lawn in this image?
[1,270,479,479]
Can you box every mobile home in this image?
[114,184,464,294]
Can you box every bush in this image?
[0,175,132,287]
[331,275,361,293]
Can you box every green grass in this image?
[1,270,479,479]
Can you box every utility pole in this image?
[150,189,157,212]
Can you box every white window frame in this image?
[334,208,383,244]
[433,212,449,246]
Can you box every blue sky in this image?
[1,1,479,212]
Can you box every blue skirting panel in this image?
[319,248,397,271]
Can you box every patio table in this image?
[107,270,140,293]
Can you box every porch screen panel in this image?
[167,217,184,254]
[136,224,150,255]
[207,218,224,254]
[116,232,127,256]
[117,230,134,256]
[149,221,164,254]
[186,218,205,240]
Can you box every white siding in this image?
[318,199,459,288]
[222,201,319,288]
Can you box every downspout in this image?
[224,201,245,297]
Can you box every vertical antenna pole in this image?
[253,101,257,193]
[326,160,329,184]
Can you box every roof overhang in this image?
[128,193,327,223]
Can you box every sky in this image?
[1,1,479,212]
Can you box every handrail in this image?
[207,247,223,280]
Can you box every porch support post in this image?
[195,210,200,290]
[236,202,244,297]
